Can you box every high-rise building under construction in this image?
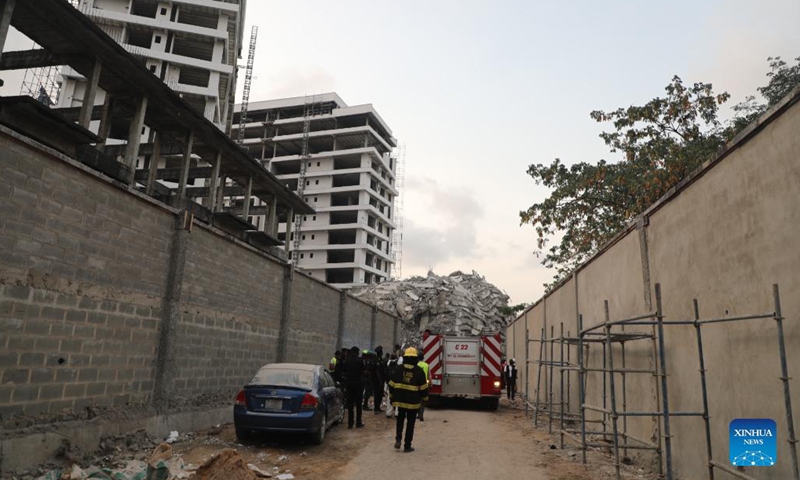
[232,93,399,288]
[57,0,246,132]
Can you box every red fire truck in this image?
[422,331,503,410]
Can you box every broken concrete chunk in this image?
[247,464,273,478]
[352,270,513,346]
[191,449,257,480]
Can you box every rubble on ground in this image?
[98,429,157,455]
[351,270,512,345]
[35,443,193,480]
[191,449,257,480]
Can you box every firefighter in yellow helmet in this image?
[388,347,429,452]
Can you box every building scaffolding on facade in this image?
[391,144,405,279]
[292,94,325,264]
[523,283,798,480]
[237,25,259,145]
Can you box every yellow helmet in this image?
[404,347,418,357]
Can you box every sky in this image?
[2,0,798,304]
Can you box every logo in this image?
[730,419,777,467]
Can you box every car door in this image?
[320,371,338,422]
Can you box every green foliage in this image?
[521,56,800,288]
[521,76,729,284]
[727,56,800,134]
[499,303,529,317]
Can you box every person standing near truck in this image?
[389,347,429,452]
[504,358,518,400]
[343,346,365,428]
[372,346,385,414]
[416,356,430,421]
[385,353,399,418]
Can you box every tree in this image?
[727,56,800,134]
[499,303,529,317]
[521,56,800,288]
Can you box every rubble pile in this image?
[351,270,512,345]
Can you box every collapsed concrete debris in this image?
[352,270,512,345]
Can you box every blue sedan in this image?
[233,363,344,444]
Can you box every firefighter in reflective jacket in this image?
[388,347,429,452]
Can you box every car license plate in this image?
[432,379,441,386]
[263,399,283,410]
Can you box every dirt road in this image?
[44,400,652,480]
[338,405,552,479]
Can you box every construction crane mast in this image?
[237,25,258,145]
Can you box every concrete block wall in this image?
[288,273,341,366]
[341,297,374,350]
[169,227,284,401]
[0,132,172,429]
[375,310,397,350]
[0,285,159,429]
[0,126,401,437]
[506,89,800,478]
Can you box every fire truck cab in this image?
[422,331,503,410]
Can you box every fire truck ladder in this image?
[292,94,324,264]
[237,25,259,145]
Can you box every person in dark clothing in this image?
[385,353,399,418]
[504,358,518,400]
[361,350,375,409]
[333,348,347,383]
[500,357,506,390]
[343,346,365,428]
[389,347,429,452]
[372,346,385,413]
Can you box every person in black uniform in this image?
[388,347,429,452]
[343,346,365,428]
[372,346,385,413]
[504,358,518,400]
[361,350,375,410]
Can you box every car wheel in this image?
[334,403,345,425]
[235,428,252,442]
[311,414,326,445]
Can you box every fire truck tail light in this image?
[493,381,501,388]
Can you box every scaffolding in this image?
[523,283,798,480]
[526,325,580,432]
[20,39,62,106]
[291,94,324,264]
[391,144,405,279]
[237,25,259,145]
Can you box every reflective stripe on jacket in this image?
[389,362,429,410]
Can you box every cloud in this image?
[402,176,485,270]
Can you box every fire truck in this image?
[422,331,503,410]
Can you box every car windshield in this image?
[249,368,315,390]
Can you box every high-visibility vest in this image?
[417,360,430,384]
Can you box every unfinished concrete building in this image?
[57,0,245,132]
[231,94,399,288]
[0,0,311,259]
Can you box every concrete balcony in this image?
[77,6,228,41]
